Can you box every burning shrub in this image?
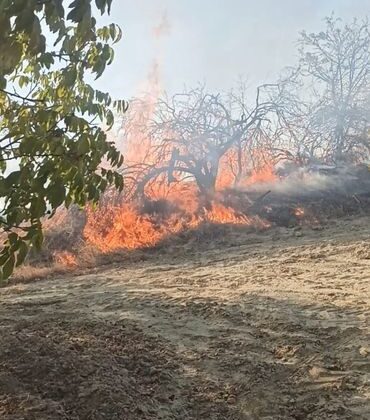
[25,206,86,266]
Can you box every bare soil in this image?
[0,217,369,419]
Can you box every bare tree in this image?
[120,84,280,199]
[283,16,370,163]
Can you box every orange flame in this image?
[80,16,277,254]
[217,148,277,189]
[53,251,78,267]
[86,118,277,252]
[84,200,269,253]
[294,207,305,217]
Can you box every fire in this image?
[294,207,305,217]
[84,106,276,253]
[53,251,78,267]
[247,161,277,184]
[217,148,277,189]
[80,18,276,254]
[84,198,268,253]
[245,150,277,185]
[204,203,251,224]
[45,123,276,256]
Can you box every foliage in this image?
[0,0,125,281]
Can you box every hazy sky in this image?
[96,0,370,99]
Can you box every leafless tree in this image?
[120,84,281,198]
[279,16,370,164]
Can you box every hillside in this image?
[0,217,369,419]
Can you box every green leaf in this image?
[5,171,20,188]
[0,75,6,89]
[33,230,44,251]
[16,241,28,267]
[109,23,122,43]
[8,232,18,247]
[64,66,77,87]
[18,75,29,88]
[0,0,123,274]
[30,196,47,218]
[47,180,66,208]
[67,1,85,23]
[14,9,35,32]
[57,85,66,98]
[2,254,15,280]
[114,99,129,113]
[0,251,10,267]
[95,0,106,14]
[0,40,22,74]
[105,109,114,128]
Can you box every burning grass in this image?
[10,166,370,286]
[83,194,269,253]
[8,82,370,283]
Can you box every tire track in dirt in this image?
[0,217,370,419]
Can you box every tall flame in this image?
[83,15,275,253]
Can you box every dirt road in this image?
[0,217,369,419]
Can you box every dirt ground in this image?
[0,217,369,419]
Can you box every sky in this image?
[96,0,370,99]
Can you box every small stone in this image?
[359,346,369,357]
[227,396,237,404]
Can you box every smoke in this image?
[152,11,171,39]
[116,11,171,151]
[243,165,370,197]
[135,11,171,97]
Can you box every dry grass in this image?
[8,205,263,285]
[7,186,370,286]
[12,263,71,284]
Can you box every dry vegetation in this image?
[0,216,369,419]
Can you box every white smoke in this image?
[244,165,370,197]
